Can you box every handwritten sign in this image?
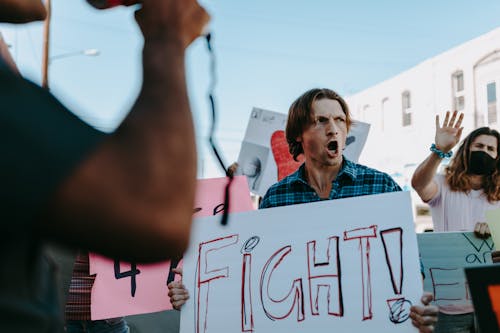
[180,192,422,333]
[418,232,494,309]
[238,107,370,196]
[90,176,254,320]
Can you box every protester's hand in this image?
[227,162,239,177]
[167,267,189,310]
[435,110,464,154]
[135,0,210,49]
[410,292,438,333]
[492,251,500,263]
[474,222,491,239]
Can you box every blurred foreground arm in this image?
[41,0,210,262]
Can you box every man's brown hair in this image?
[446,126,500,202]
[286,88,352,161]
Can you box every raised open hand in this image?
[435,111,464,153]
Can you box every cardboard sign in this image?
[90,176,254,320]
[418,232,494,308]
[465,265,500,333]
[237,107,370,196]
[180,192,422,333]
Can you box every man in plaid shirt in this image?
[260,88,400,209]
[258,88,438,332]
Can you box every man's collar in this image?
[339,158,357,181]
[293,157,357,184]
[290,163,307,184]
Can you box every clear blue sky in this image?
[2,0,500,177]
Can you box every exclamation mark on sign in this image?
[380,227,411,324]
[380,227,403,294]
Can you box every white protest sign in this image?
[418,232,495,308]
[238,107,370,196]
[180,191,422,333]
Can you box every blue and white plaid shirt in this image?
[260,158,401,209]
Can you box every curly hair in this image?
[446,127,500,202]
[286,88,352,161]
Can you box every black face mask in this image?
[468,151,497,175]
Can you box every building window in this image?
[402,91,412,126]
[381,97,389,131]
[361,104,370,122]
[487,82,497,125]
[455,96,465,110]
[452,71,465,111]
[454,72,464,92]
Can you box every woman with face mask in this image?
[411,110,500,333]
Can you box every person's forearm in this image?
[125,44,196,219]
[411,153,441,193]
[42,0,209,262]
[100,41,197,259]
[120,40,196,177]
[43,42,197,262]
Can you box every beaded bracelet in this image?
[430,143,453,159]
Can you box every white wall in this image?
[346,28,500,178]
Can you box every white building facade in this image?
[347,28,500,186]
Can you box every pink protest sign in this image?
[90,176,254,320]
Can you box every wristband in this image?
[430,143,452,159]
